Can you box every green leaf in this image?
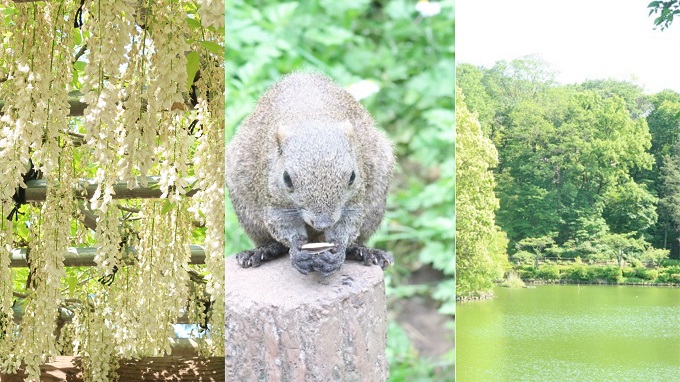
[73,29,83,45]
[161,200,175,215]
[67,274,78,296]
[2,7,18,16]
[186,16,201,29]
[264,2,299,25]
[73,61,86,71]
[70,68,79,88]
[186,51,201,90]
[304,26,353,46]
[183,1,198,13]
[654,15,664,25]
[200,41,224,55]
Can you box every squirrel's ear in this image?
[276,123,292,155]
[277,123,293,141]
[340,119,355,137]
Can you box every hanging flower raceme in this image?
[0,1,74,378]
[191,58,225,354]
[0,0,225,379]
[197,0,225,30]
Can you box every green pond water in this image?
[456,285,680,382]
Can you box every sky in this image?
[456,0,680,94]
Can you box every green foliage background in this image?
[225,0,454,378]
[455,87,507,297]
[457,56,680,297]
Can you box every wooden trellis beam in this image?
[0,91,87,116]
[24,176,199,202]
[0,90,191,117]
[9,244,207,267]
[0,355,225,381]
[12,301,204,326]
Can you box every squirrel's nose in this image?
[311,215,333,231]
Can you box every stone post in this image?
[225,257,389,382]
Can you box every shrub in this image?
[601,266,623,283]
[659,259,680,267]
[612,268,624,283]
[514,265,536,279]
[621,267,636,278]
[657,267,680,284]
[566,265,591,281]
[640,248,670,267]
[511,250,535,265]
[624,277,644,283]
[662,265,680,275]
[536,264,560,280]
[630,258,643,268]
[637,268,658,281]
[500,271,526,288]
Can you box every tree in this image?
[659,138,680,252]
[640,90,680,255]
[456,87,507,297]
[648,96,680,162]
[648,1,680,30]
[497,87,654,245]
[603,179,658,234]
[577,79,651,119]
[455,64,496,136]
[647,96,680,177]
[456,57,556,147]
[599,233,643,268]
[516,235,556,269]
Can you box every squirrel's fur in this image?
[225,72,394,276]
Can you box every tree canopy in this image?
[648,0,680,30]
[457,56,678,296]
[455,87,507,297]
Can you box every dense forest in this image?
[456,56,680,297]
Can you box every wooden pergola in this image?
[1,1,225,379]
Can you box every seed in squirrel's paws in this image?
[301,242,336,254]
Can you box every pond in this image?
[456,285,680,381]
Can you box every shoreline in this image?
[456,279,680,302]
[521,279,680,287]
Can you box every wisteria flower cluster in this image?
[0,0,225,380]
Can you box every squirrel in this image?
[225,72,394,276]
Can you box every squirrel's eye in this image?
[349,171,356,186]
[283,171,293,189]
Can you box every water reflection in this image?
[457,285,680,381]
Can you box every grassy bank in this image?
[510,259,680,286]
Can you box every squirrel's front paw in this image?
[311,249,345,277]
[236,249,262,268]
[291,248,345,276]
[235,243,288,268]
[290,249,315,275]
[347,245,394,270]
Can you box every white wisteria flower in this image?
[1,0,226,378]
[415,0,442,17]
[346,79,380,101]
